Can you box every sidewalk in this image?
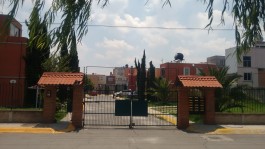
[0,113,75,134]
[187,123,265,134]
[1,111,265,134]
[1,121,265,134]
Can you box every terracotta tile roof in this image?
[38,72,84,86]
[177,75,222,88]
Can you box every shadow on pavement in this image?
[185,123,224,134]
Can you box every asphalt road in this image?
[1,129,265,149]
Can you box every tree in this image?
[203,66,244,112]
[146,61,156,101]
[69,32,79,72]
[42,55,70,72]
[1,0,87,74]
[24,0,51,106]
[135,50,146,101]
[203,0,265,61]
[84,76,94,93]
[3,0,264,59]
[60,42,68,57]
[150,77,171,102]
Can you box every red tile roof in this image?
[38,72,84,86]
[177,75,222,88]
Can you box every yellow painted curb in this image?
[208,128,265,135]
[0,127,56,133]
[0,123,76,134]
[157,115,177,125]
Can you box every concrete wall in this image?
[215,113,265,125]
[225,47,238,74]
[0,110,43,123]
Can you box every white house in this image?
[225,42,265,87]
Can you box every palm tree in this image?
[203,66,244,112]
[149,77,171,102]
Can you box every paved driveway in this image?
[83,95,176,128]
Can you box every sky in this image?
[1,0,236,75]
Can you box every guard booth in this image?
[176,75,222,129]
[38,72,84,128]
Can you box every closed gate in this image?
[83,89,178,128]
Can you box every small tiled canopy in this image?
[38,72,84,86]
[176,75,222,88]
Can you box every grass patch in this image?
[55,108,67,122]
[189,114,203,123]
[148,101,177,107]
[151,106,177,115]
[222,99,265,114]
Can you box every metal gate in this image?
[83,89,178,128]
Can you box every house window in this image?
[243,56,251,67]
[244,73,252,81]
[10,24,20,37]
[183,67,190,75]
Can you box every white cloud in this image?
[97,38,134,51]
[142,33,168,47]
[196,10,234,29]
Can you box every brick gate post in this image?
[43,85,56,123]
[177,87,189,129]
[204,88,215,124]
[72,84,84,128]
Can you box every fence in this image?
[219,87,265,113]
[0,83,43,109]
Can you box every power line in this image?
[18,21,235,31]
[84,65,116,69]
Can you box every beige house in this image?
[87,73,106,89]
[225,41,265,87]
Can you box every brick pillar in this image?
[177,87,189,129]
[43,86,56,123]
[72,84,84,128]
[204,88,215,124]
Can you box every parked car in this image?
[113,90,138,99]
[113,91,122,98]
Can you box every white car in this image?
[113,90,132,98]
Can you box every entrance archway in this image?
[38,72,84,128]
[176,75,222,129]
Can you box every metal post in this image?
[129,66,134,129]
[35,86,39,108]
[129,94,133,129]
[11,83,14,110]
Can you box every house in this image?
[225,42,265,87]
[87,73,106,90]
[0,15,27,107]
[160,62,217,87]
[207,55,225,68]
[113,67,128,91]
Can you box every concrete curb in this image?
[208,127,265,135]
[154,111,265,135]
[187,124,265,135]
[0,123,76,134]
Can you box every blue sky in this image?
[1,0,236,75]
